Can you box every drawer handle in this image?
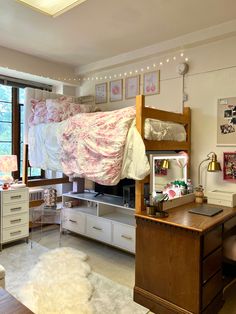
[121,234,132,240]
[10,230,22,236]
[10,195,21,199]
[10,207,22,212]
[69,219,77,223]
[10,219,22,224]
[93,226,102,231]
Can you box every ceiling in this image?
[0,0,236,67]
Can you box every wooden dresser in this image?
[0,188,29,251]
[134,202,236,314]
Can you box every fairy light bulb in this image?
[141,68,144,72]
[180,52,184,57]
[153,64,156,67]
[173,56,176,60]
[147,66,150,70]
[166,59,169,63]
[160,62,163,66]
[185,57,189,62]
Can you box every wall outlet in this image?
[183,93,188,102]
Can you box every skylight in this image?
[17,0,87,17]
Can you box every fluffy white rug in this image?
[0,243,148,314]
[18,247,94,314]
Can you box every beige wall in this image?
[79,35,236,192]
[0,46,75,80]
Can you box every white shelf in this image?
[63,192,134,210]
[100,212,135,226]
[67,206,97,216]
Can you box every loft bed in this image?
[135,94,191,214]
[22,89,191,198]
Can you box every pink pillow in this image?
[28,99,47,126]
[46,99,97,123]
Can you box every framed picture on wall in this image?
[217,97,236,146]
[95,83,107,104]
[223,152,236,181]
[110,79,123,102]
[125,75,140,99]
[143,70,160,96]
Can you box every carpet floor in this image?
[0,242,148,314]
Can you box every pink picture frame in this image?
[143,71,160,96]
[125,75,140,99]
[110,79,123,102]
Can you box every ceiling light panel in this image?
[17,0,87,17]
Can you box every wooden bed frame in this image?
[135,94,191,214]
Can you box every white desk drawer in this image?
[86,216,111,243]
[113,223,135,253]
[2,224,28,243]
[62,209,86,234]
[3,202,28,216]
[3,212,29,229]
[2,189,28,204]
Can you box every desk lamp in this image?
[198,152,221,186]
[0,155,18,190]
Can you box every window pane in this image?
[19,88,25,104]
[0,102,12,122]
[20,105,24,124]
[0,122,12,141]
[0,85,11,102]
[0,142,11,155]
[20,123,24,143]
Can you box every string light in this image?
[166,59,169,63]
[153,64,156,67]
[180,52,184,57]
[185,57,189,61]
[160,62,163,66]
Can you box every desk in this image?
[134,202,236,314]
[0,288,33,313]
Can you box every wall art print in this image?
[217,97,236,146]
[110,79,123,102]
[143,70,160,96]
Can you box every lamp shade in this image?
[0,155,18,172]
[207,153,221,172]
[161,159,170,169]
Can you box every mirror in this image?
[150,153,188,199]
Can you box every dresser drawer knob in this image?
[10,219,22,224]
[10,195,21,200]
[10,230,22,236]
[10,207,22,212]
[93,226,102,231]
[69,219,77,223]
[121,234,132,240]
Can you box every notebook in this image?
[188,207,223,217]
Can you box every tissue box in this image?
[207,190,236,207]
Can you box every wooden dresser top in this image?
[135,202,236,233]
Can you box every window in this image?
[0,80,50,180]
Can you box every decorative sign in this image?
[95,83,107,104]
[223,152,236,181]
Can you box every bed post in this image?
[135,95,146,214]
[22,144,28,186]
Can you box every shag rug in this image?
[0,243,148,314]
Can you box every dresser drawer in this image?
[202,270,223,310]
[202,248,222,284]
[86,216,111,243]
[2,189,28,204]
[62,209,86,234]
[3,212,29,229]
[2,224,29,243]
[203,225,222,257]
[2,201,28,217]
[113,223,135,253]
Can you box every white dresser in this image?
[0,188,29,251]
[62,192,135,253]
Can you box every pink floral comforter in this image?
[59,106,136,185]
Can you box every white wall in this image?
[78,35,236,192]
